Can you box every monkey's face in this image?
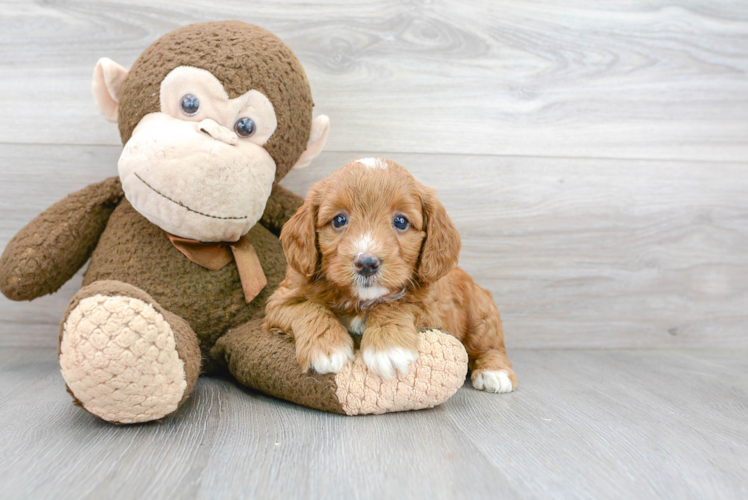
[93,22,329,242]
[118,66,279,242]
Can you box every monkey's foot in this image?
[215,324,468,415]
[334,329,468,415]
[59,281,200,424]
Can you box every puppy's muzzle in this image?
[354,253,380,277]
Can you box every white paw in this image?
[363,347,419,380]
[472,370,515,393]
[310,344,354,374]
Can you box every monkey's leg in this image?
[212,322,468,415]
[58,280,200,424]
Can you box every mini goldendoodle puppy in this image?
[263,158,517,393]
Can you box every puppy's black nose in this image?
[354,254,380,277]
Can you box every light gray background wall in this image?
[1,3,747,499]
[2,0,746,349]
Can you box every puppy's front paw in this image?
[472,369,516,393]
[362,347,419,380]
[309,344,355,374]
[295,320,355,375]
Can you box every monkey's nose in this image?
[198,119,238,145]
[354,254,381,277]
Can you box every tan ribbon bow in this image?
[166,233,267,303]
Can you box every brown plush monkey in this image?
[0,21,468,423]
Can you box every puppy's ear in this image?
[281,184,321,278]
[418,186,461,283]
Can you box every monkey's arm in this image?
[0,177,124,301]
[259,184,304,236]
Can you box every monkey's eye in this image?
[393,215,410,231]
[234,117,256,137]
[332,214,348,229]
[180,94,200,116]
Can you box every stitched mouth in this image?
[134,173,248,221]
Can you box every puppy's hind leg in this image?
[463,288,518,394]
[471,350,518,394]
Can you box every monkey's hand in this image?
[0,177,124,301]
[259,184,304,237]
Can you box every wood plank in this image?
[0,144,119,346]
[285,152,748,349]
[2,145,747,349]
[444,349,748,500]
[0,347,745,499]
[0,1,746,161]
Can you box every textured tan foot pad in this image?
[59,294,187,424]
[334,329,468,415]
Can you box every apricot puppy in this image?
[263,158,517,393]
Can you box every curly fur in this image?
[264,158,518,388]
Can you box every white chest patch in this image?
[340,314,367,336]
[355,285,389,301]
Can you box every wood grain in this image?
[0,144,119,346]
[283,152,748,349]
[6,144,745,348]
[1,4,746,499]
[0,0,746,161]
[0,347,745,500]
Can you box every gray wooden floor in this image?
[1,1,747,499]
[1,347,746,500]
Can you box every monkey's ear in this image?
[92,58,129,123]
[292,115,330,170]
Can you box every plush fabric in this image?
[166,234,238,272]
[335,329,468,415]
[212,320,346,414]
[159,66,279,147]
[61,294,187,423]
[117,21,313,184]
[118,111,277,242]
[59,280,202,424]
[167,233,268,303]
[0,177,123,301]
[82,194,285,373]
[212,325,467,416]
[92,58,129,123]
[0,21,469,423]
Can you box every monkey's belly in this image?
[84,200,287,354]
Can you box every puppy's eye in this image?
[332,214,348,229]
[181,94,200,116]
[393,215,410,231]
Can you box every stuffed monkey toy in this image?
[0,21,468,423]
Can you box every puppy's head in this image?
[281,158,461,301]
